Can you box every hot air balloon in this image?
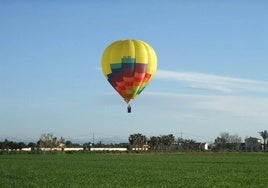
[101,39,157,113]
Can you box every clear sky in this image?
[1,1,268,143]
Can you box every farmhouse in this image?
[199,143,209,150]
[21,147,31,151]
[189,142,209,151]
[39,147,84,151]
[245,137,262,151]
[64,148,84,151]
[90,148,127,152]
[39,148,62,151]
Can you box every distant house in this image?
[245,137,262,151]
[177,142,209,151]
[199,143,209,150]
[90,148,127,152]
[21,147,31,151]
[39,148,62,151]
[39,147,84,152]
[64,148,84,151]
[192,143,209,151]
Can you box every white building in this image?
[90,148,127,152]
[245,137,262,151]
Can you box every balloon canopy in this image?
[101,39,157,104]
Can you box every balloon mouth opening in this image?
[124,98,130,103]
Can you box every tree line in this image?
[129,130,268,152]
[128,133,212,151]
[1,130,267,152]
[0,133,80,151]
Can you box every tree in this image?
[28,142,36,150]
[161,134,175,150]
[0,141,5,150]
[65,140,73,147]
[149,136,162,150]
[229,134,242,151]
[259,130,268,151]
[177,137,184,150]
[148,134,175,151]
[177,138,197,151]
[38,133,59,150]
[17,142,27,149]
[0,139,9,150]
[0,140,27,150]
[214,132,242,151]
[129,133,147,150]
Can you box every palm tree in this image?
[259,130,268,151]
[161,134,175,150]
[149,136,157,150]
[129,133,147,150]
[151,136,162,150]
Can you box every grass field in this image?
[1,152,268,188]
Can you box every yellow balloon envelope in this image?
[101,39,157,103]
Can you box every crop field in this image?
[1,152,268,188]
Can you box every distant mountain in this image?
[94,136,128,144]
[67,136,128,145]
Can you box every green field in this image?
[1,152,268,188]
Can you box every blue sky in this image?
[1,1,268,143]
